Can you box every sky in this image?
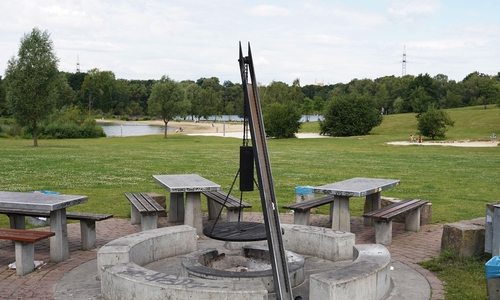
[1,0,499,86]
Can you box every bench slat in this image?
[140,193,165,212]
[0,208,113,221]
[202,191,251,209]
[363,199,428,221]
[0,228,54,243]
[125,193,164,213]
[283,195,335,212]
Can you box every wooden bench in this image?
[125,193,164,231]
[202,190,252,222]
[0,208,113,250]
[283,195,335,225]
[363,199,429,245]
[0,228,55,276]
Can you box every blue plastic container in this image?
[486,256,500,279]
[29,190,60,195]
[295,186,314,203]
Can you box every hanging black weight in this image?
[239,146,254,191]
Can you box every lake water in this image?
[99,123,173,137]
[99,115,323,137]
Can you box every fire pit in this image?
[181,245,306,292]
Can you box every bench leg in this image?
[140,213,158,231]
[169,192,185,223]
[207,198,222,220]
[293,211,311,225]
[227,209,242,222]
[15,241,34,276]
[364,192,381,226]
[130,204,141,225]
[405,209,421,232]
[80,220,96,250]
[374,220,392,246]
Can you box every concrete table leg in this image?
[331,196,350,232]
[169,192,185,223]
[364,192,381,226]
[50,208,69,262]
[184,192,202,235]
[9,215,26,229]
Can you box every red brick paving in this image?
[0,213,444,299]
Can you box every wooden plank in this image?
[363,199,428,221]
[381,201,428,220]
[0,208,113,221]
[0,228,54,243]
[139,193,164,212]
[124,193,148,213]
[283,195,335,212]
[202,191,252,209]
[369,199,420,218]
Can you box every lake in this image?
[99,123,173,137]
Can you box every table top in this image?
[153,174,221,193]
[0,191,88,211]
[313,177,400,197]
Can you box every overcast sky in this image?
[1,0,499,86]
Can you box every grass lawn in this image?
[0,104,499,299]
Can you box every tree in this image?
[320,93,382,137]
[0,76,6,116]
[417,104,454,140]
[263,102,301,138]
[148,76,190,138]
[5,28,59,146]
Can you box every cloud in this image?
[386,0,441,24]
[249,5,290,17]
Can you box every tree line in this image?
[1,28,500,144]
[2,68,499,120]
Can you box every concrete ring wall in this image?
[310,244,392,300]
[97,225,197,278]
[98,224,390,300]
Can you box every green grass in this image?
[0,105,499,299]
[420,250,491,300]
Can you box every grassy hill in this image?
[0,105,499,229]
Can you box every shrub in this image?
[263,102,301,138]
[320,93,382,136]
[417,104,454,140]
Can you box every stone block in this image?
[441,219,485,256]
[147,193,166,217]
[381,197,432,225]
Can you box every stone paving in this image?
[0,212,444,300]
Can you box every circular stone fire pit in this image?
[181,245,305,292]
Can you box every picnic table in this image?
[313,178,400,232]
[153,174,220,234]
[0,191,88,262]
